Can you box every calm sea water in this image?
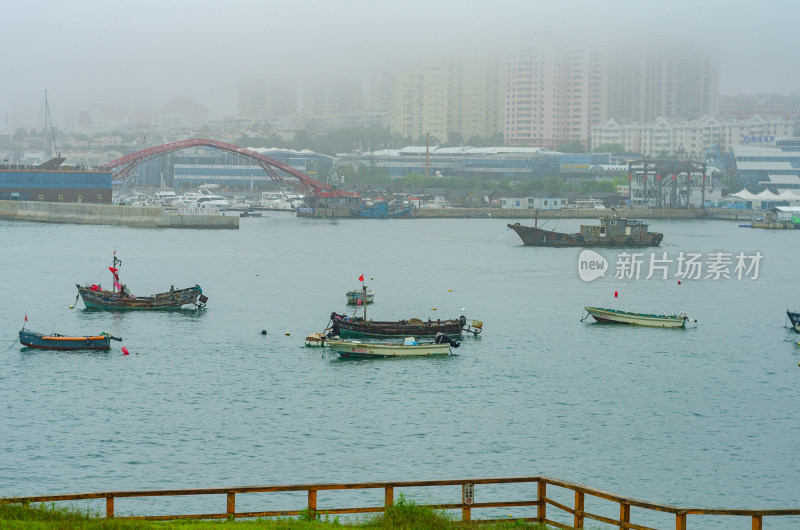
[1,214,798,528]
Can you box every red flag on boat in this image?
[359,274,364,282]
[24,313,27,322]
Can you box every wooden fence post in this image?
[537,481,546,522]
[574,491,584,528]
[227,492,235,519]
[308,489,317,519]
[385,487,393,509]
[462,483,474,522]
[105,496,114,519]
[620,503,630,529]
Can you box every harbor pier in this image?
[0,200,238,229]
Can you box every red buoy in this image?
[122,346,130,355]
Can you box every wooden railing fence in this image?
[3,476,799,529]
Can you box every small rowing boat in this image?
[584,306,694,328]
[326,337,452,358]
[19,329,122,350]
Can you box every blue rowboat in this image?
[19,329,122,350]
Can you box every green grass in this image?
[0,497,556,529]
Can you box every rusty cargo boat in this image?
[508,212,663,247]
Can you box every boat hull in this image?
[331,313,464,338]
[508,223,662,247]
[585,306,688,328]
[326,340,451,358]
[350,204,412,219]
[788,310,800,332]
[19,329,112,350]
[77,284,204,310]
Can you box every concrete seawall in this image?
[0,200,239,229]
[301,206,712,220]
[414,207,708,219]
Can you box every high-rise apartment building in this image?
[504,46,606,149]
[392,66,449,142]
[446,53,505,142]
[238,76,298,123]
[606,47,719,123]
[391,52,505,143]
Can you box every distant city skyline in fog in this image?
[1,0,798,127]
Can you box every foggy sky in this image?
[2,0,798,126]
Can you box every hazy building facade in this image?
[445,53,505,142]
[733,138,800,192]
[392,66,449,142]
[606,47,720,123]
[504,46,607,149]
[238,76,299,124]
[301,74,389,131]
[592,114,793,158]
[158,98,208,131]
[391,53,505,143]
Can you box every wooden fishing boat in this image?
[329,312,481,338]
[508,209,663,247]
[332,284,482,338]
[788,310,800,332]
[346,287,374,305]
[326,337,452,358]
[76,253,207,310]
[584,306,693,328]
[19,329,121,350]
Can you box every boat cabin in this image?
[579,217,650,239]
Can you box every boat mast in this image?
[362,282,367,321]
[44,90,58,158]
[112,253,120,293]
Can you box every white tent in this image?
[775,190,800,204]
[754,190,782,201]
[723,189,757,202]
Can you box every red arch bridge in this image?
[100,138,357,198]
